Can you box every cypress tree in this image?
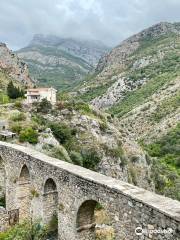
[7,81,24,99]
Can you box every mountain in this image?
[17,34,109,91]
[0,43,34,90]
[76,22,180,200]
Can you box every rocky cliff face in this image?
[95,22,180,73]
[76,22,180,200]
[77,22,180,113]
[0,43,34,88]
[17,35,109,90]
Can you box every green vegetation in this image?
[35,98,52,114]
[0,92,9,104]
[70,151,83,166]
[7,81,24,99]
[0,221,48,240]
[19,127,38,144]
[150,93,180,122]
[14,100,23,109]
[50,146,72,163]
[143,123,180,200]
[77,31,179,119]
[0,70,17,90]
[48,122,101,170]
[19,45,92,91]
[49,122,76,146]
[108,72,178,117]
[10,112,26,122]
[77,81,114,102]
[81,147,101,170]
[10,123,22,134]
[0,195,5,208]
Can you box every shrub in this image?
[56,101,65,110]
[51,146,72,163]
[70,151,83,166]
[0,93,9,104]
[99,121,108,132]
[49,122,74,145]
[11,123,22,134]
[143,123,180,200]
[19,127,38,144]
[95,202,104,211]
[81,148,101,170]
[74,101,91,113]
[0,221,48,240]
[36,98,52,114]
[31,188,39,198]
[14,100,23,109]
[32,114,46,126]
[11,112,26,122]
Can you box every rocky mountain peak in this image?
[95,22,180,73]
[17,35,110,90]
[27,34,110,66]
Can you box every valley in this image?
[0,21,180,240]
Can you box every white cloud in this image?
[0,0,179,50]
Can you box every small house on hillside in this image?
[26,87,57,105]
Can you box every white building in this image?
[26,87,57,105]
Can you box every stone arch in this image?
[17,164,31,221]
[76,200,115,240]
[43,178,58,235]
[0,156,6,208]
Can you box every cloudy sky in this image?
[0,0,180,50]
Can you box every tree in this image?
[36,98,52,114]
[7,81,24,99]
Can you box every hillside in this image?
[0,100,153,191]
[0,43,34,90]
[76,22,180,200]
[77,23,180,132]
[17,35,109,91]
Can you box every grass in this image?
[77,81,115,102]
[150,92,180,122]
[142,123,180,200]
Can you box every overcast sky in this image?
[0,0,180,50]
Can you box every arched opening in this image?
[43,178,58,237]
[17,164,31,221]
[76,200,115,240]
[0,156,6,208]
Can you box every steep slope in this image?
[17,35,109,91]
[1,100,153,191]
[0,43,34,89]
[77,22,180,108]
[76,22,180,200]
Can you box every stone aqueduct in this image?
[0,141,180,240]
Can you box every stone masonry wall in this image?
[0,141,180,240]
[0,207,9,232]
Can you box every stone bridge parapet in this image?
[0,141,180,240]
